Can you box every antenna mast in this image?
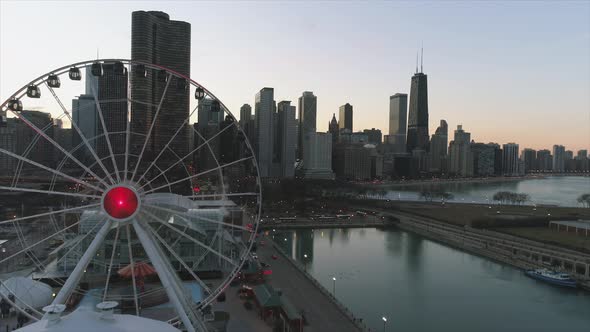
[420,43,423,73]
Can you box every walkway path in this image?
[257,238,362,332]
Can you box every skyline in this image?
[1,1,589,151]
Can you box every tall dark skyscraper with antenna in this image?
[407,49,429,153]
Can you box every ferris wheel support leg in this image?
[132,221,205,332]
[46,219,113,317]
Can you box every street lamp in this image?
[332,277,336,297]
[382,316,387,332]
[303,254,308,272]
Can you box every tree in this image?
[419,190,433,202]
[436,191,454,202]
[578,193,590,208]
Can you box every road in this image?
[257,237,362,332]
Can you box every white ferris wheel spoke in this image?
[0,203,100,226]
[140,209,238,268]
[135,104,199,185]
[184,192,259,199]
[143,155,252,195]
[143,203,253,233]
[35,216,105,282]
[0,185,101,199]
[123,98,132,181]
[50,220,113,310]
[138,120,237,191]
[132,219,199,332]
[0,148,104,192]
[0,219,83,265]
[125,224,140,316]
[130,74,172,183]
[89,83,122,183]
[146,223,212,295]
[102,224,121,302]
[45,83,116,185]
[5,108,111,188]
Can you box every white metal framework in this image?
[0,59,261,331]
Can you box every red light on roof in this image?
[103,186,139,219]
[193,186,200,193]
[263,270,272,275]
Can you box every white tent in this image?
[0,277,53,309]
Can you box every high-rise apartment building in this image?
[502,143,520,176]
[429,120,448,173]
[471,143,496,176]
[302,132,334,179]
[537,149,552,172]
[339,103,353,132]
[131,10,191,160]
[552,145,565,172]
[388,93,407,153]
[298,91,317,160]
[407,68,429,152]
[448,125,472,177]
[521,148,537,173]
[255,87,275,177]
[363,128,382,145]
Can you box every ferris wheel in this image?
[0,59,261,331]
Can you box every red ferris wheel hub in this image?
[103,186,139,219]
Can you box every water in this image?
[273,228,590,332]
[382,176,589,207]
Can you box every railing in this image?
[270,239,369,332]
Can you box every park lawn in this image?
[498,227,590,253]
[395,202,590,227]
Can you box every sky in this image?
[1,0,589,152]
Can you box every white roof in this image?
[17,305,181,332]
[0,277,53,309]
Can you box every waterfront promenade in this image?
[257,238,362,332]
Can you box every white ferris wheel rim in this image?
[0,59,262,330]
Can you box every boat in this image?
[525,269,577,288]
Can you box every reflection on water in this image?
[384,176,589,207]
[274,228,590,332]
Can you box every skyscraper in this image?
[521,148,537,173]
[276,101,296,177]
[239,104,252,129]
[95,64,128,159]
[537,149,552,172]
[198,98,224,132]
[15,111,54,168]
[328,114,339,144]
[298,91,317,160]
[471,143,497,176]
[131,10,191,160]
[302,132,334,179]
[407,62,429,152]
[552,145,565,172]
[502,143,520,176]
[255,87,275,177]
[388,93,407,153]
[0,115,16,173]
[429,120,448,173]
[339,103,353,132]
[448,125,473,177]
